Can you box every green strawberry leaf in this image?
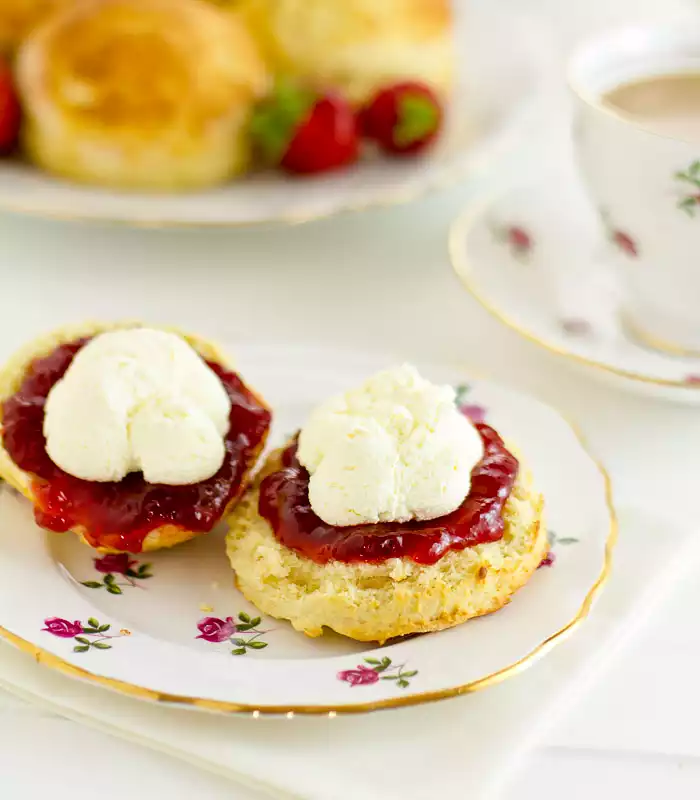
[250,617,261,627]
[231,638,248,647]
[236,623,254,632]
[238,612,251,624]
[106,584,123,595]
[394,93,439,148]
[397,679,409,688]
[248,641,267,650]
[81,581,102,589]
[74,636,90,645]
[87,617,99,628]
[103,574,116,585]
[249,80,315,164]
[400,671,418,678]
[98,624,111,632]
[364,658,381,665]
[73,645,89,653]
[232,647,247,656]
[92,642,111,650]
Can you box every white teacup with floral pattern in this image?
[569,23,700,355]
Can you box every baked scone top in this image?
[19,0,268,134]
[0,0,68,54]
[238,0,453,102]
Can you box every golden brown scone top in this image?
[239,0,451,62]
[24,0,267,134]
[235,0,452,102]
[0,0,69,54]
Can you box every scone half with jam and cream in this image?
[0,321,271,554]
[227,365,546,644]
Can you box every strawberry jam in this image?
[258,424,518,566]
[1,339,271,552]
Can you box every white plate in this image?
[0,3,551,227]
[0,344,614,715]
[450,168,700,403]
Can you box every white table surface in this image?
[2,1,700,797]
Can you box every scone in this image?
[0,0,68,55]
[16,0,269,190]
[227,366,546,644]
[237,0,453,104]
[0,321,271,553]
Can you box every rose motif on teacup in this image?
[599,209,639,258]
[675,160,700,217]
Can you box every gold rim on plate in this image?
[0,402,617,716]
[449,197,700,390]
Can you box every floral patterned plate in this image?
[0,345,614,715]
[0,3,552,228]
[450,166,700,403]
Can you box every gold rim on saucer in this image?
[0,399,616,716]
[622,313,700,359]
[449,198,700,390]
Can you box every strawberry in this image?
[250,82,359,175]
[360,81,442,156]
[0,58,20,155]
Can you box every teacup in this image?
[569,22,700,355]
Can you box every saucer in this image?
[449,169,700,404]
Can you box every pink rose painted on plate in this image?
[454,384,486,423]
[42,616,128,652]
[338,657,418,689]
[81,554,153,594]
[94,553,135,575]
[338,665,380,687]
[42,617,83,638]
[195,612,270,655]
[196,616,238,643]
